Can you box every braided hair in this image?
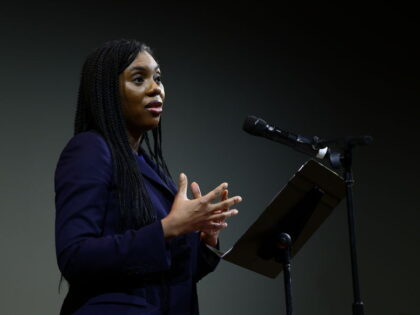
[75,39,172,232]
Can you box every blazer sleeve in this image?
[193,234,221,282]
[55,132,171,282]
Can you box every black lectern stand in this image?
[208,159,346,314]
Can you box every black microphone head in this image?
[242,115,268,136]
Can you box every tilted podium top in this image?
[209,159,346,278]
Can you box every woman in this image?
[55,39,242,315]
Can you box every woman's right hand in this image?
[161,173,242,239]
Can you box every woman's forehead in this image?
[126,51,160,73]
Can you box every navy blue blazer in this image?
[55,131,220,315]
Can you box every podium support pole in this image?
[276,233,293,315]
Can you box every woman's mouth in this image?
[145,107,163,115]
[145,100,163,115]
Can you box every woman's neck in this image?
[127,130,143,155]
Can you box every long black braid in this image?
[59,39,172,294]
[75,39,172,232]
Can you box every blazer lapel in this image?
[136,150,177,197]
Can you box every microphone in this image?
[242,115,329,159]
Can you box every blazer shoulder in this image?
[55,131,113,184]
[60,130,111,158]
[64,130,110,154]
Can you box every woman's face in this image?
[119,51,165,136]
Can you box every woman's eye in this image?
[133,76,144,84]
[154,74,162,83]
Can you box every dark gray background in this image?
[0,2,418,314]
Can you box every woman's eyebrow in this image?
[130,65,160,72]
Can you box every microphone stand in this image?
[341,144,365,315]
[320,136,371,315]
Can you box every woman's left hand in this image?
[190,181,233,247]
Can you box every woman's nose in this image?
[146,80,162,97]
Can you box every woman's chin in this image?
[141,117,161,131]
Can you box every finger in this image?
[201,182,228,204]
[200,221,228,231]
[177,173,188,198]
[211,191,229,223]
[209,196,242,212]
[208,209,239,221]
[221,189,228,201]
[210,209,223,223]
[222,189,229,209]
[191,181,202,199]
